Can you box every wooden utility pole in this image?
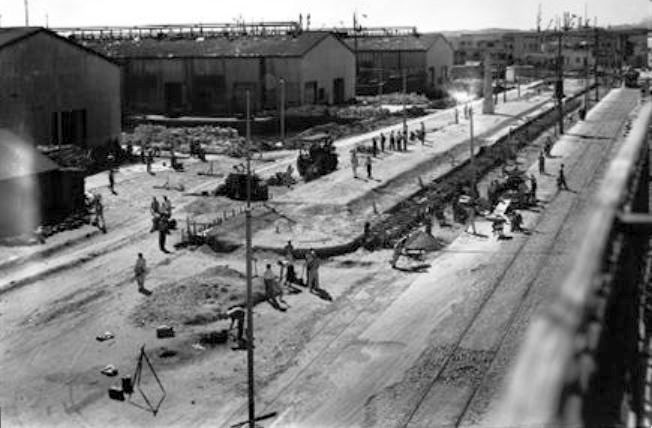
[402,69,407,135]
[279,78,285,143]
[244,90,255,428]
[593,26,599,101]
[556,28,564,135]
[24,0,29,26]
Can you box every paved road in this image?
[217,89,639,427]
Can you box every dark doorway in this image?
[333,78,345,104]
[304,81,317,104]
[164,82,184,114]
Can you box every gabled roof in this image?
[342,33,453,52]
[82,31,338,59]
[0,27,41,48]
[0,129,60,181]
[0,27,119,66]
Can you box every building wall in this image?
[301,35,355,104]
[425,37,454,88]
[356,49,426,94]
[0,31,121,148]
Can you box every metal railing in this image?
[497,101,652,427]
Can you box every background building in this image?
[0,27,121,148]
[0,129,84,237]
[78,26,355,116]
[339,29,454,95]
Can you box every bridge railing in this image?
[497,101,652,427]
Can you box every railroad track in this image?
[401,91,637,427]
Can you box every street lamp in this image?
[279,78,285,144]
[244,90,255,428]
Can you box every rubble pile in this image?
[122,125,244,155]
[357,92,429,106]
[38,145,92,170]
[261,104,391,120]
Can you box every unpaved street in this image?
[0,83,631,428]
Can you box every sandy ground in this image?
[0,81,624,428]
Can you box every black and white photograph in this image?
[0,0,651,426]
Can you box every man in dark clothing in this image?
[365,155,373,179]
[529,174,537,204]
[557,163,569,190]
[108,169,117,195]
[538,150,545,174]
[380,133,386,152]
[158,216,170,253]
[226,305,246,346]
[372,138,378,157]
[389,131,395,151]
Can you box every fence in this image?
[498,102,652,427]
[179,201,267,245]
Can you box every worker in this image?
[149,197,160,233]
[372,138,378,157]
[510,210,524,232]
[264,263,287,310]
[454,108,459,124]
[380,133,386,152]
[305,249,320,292]
[365,155,373,179]
[283,240,296,285]
[161,196,172,218]
[389,131,396,151]
[390,235,407,268]
[538,150,546,174]
[350,150,359,178]
[226,305,246,347]
[557,163,569,191]
[94,194,107,233]
[158,215,170,253]
[420,121,426,143]
[108,168,117,195]
[285,164,294,187]
[146,149,154,175]
[140,145,146,164]
[529,174,537,203]
[134,253,148,294]
[544,137,553,157]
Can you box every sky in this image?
[0,0,649,31]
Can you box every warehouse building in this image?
[340,30,454,95]
[81,29,355,116]
[0,27,121,148]
[0,129,84,237]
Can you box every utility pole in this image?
[593,26,599,102]
[24,0,29,26]
[402,69,407,136]
[353,12,359,78]
[556,24,564,135]
[279,78,285,144]
[244,90,255,428]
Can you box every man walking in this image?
[134,253,148,293]
[108,168,117,195]
[158,215,170,253]
[351,150,359,178]
[365,155,373,179]
[557,163,569,190]
[538,150,546,174]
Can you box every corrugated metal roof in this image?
[0,27,42,49]
[82,31,334,59]
[0,129,60,181]
[343,33,450,52]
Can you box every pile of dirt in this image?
[122,125,243,156]
[38,145,93,170]
[129,265,266,328]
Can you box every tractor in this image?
[296,133,339,181]
[491,165,532,209]
[215,167,269,201]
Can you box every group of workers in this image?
[150,195,174,253]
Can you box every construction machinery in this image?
[492,165,532,208]
[215,169,269,201]
[624,68,640,88]
[296,133,338,181]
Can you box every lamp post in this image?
[402,69,407,137]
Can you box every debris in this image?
[96,331,115,342]
[101,364,118,377]
[192,343,206,351]
[156,325,175,339]
[108,385,125,401]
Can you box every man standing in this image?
[150,197,160,233]
[372,138,378,157]
[380,133,386,153]
[350,150,359,178]
[263,263,287,310]
[306,249,320,292]
[134,253,148,293]
[529,174,537,203]
[538,150,546,174]
[146,149,154,175]
[365,155,373,179]
[557,163,569,190]
[389,131,395,151]
[161,196,172,218]
[94,194,107,233]
[158,215,170,253]
[226,305,246,347]
[284,240,296,285]
[108,168,117,195]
